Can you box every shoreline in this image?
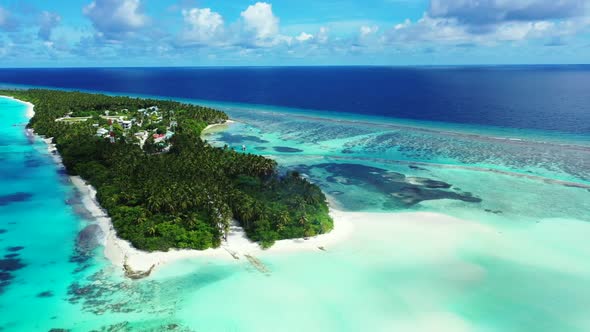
[2,95,36,119]
[71,175,354,272]
[8,95,354,273]
[203,119,235,132]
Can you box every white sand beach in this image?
[203,119,235,132]
[70,170,514,278]
[1,95,35,119]
[10,95,508,281]
[25,102,35,119]
[10,97,353,273]
[71,175,355,272]
[8,95,497,280]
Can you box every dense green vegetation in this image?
[1,89,333,250]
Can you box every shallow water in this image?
[1,96,590,331]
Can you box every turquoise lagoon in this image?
[1,96,590,331]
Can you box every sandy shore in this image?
[13,95,464,278]
[7,95,507,284]
[71,175,355,271]
[5,96,352,273]
[69,172,352,273]
[70,174,492,275]
[203,119,235,132]
[1,95,35,119]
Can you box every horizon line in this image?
[1,64,590,70]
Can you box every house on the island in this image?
[153,133,166,143]
[96,128,109,137]
[134,131,148,140]
[120,120,133,130]
[139,106,159,114]
[55,116,91,123]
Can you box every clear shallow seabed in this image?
[1,96,590,331]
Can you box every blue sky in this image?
[0,0,589,67]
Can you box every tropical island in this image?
[0,89,333,251]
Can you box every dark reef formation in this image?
[273,146,304,153]
[0,192,33,206]
[297,163,482,209]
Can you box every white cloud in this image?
[360,25,379,37]
[83,0,149,41]
[241,2,279,40]
[493,21,553,41]
[317,26,329,44]
[181,8,225,45]
[16,0,589,63]
[386,15,469,44]
[356,25,381,49]
[365,0,590,51]
[175,2,295,48]
[174,2,294,49]
[421,0,590,45]
[296,32,314,42]
[429,0,589,25]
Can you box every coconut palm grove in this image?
[1,89,332,251]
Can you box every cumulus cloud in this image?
[296,32,314,42]
[386,16,469,44]
[38,11,61,41]
[385,0,590,47]
[317,27,329,44]
[83,0,149,41]
[356,25,381,49]
[386,14,571,45]
[241,2,280,41]
[181,8,225,45]
[174,2,306,49]
[8,0,589,64]
[429,0,589,26]
[360,25,379,37]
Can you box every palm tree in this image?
[299,214,308,226]
[146,195,161,212]
[277,211,290,233]
[135,213,147,226]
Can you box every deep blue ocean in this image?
[0,66,589,134]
